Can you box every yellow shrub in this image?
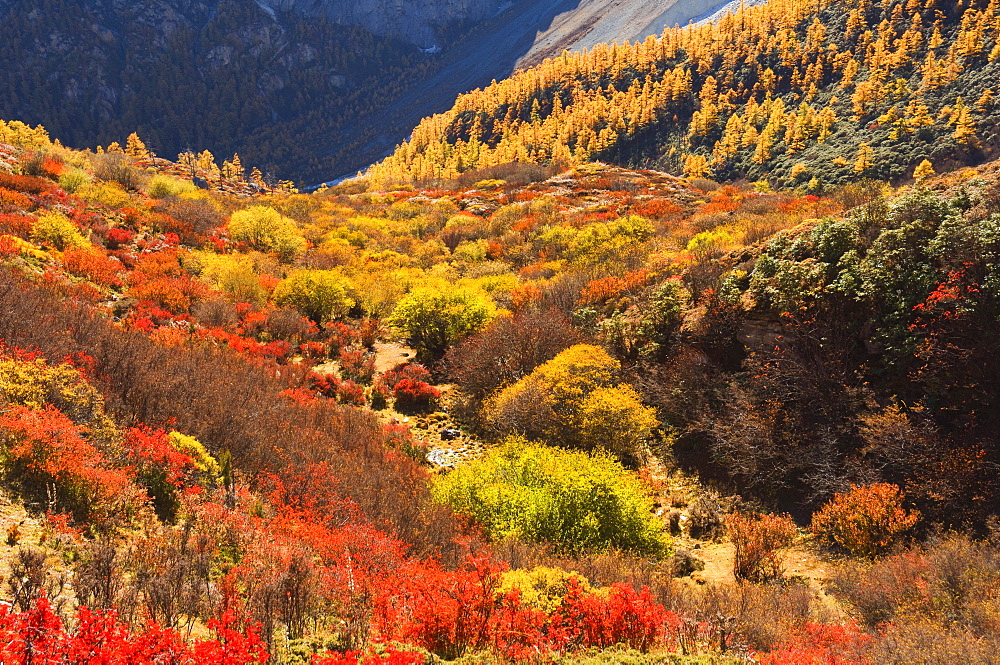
[0,357,118,442]
[500,566,602,613]
[483,344,658,457]
[147,174,198,198]
[167,431,220,477]
[30,212,89,250]
[76,181,134,209]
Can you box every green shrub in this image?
[147,174,198,198]
[273,269,355,323]
[228,205,306,261]
[57,169,89,193]
[432,437,671,556]
[389,284,496,361]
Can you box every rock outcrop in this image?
[268,0,502,45]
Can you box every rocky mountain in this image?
[268,0,502,46]
[0,0,720,182]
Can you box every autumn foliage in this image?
[811,484,919,559]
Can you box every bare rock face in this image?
[267,0,501,45]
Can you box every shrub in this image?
[92,152,147,191]
[758,622,871,665]
[483,344,657,458]
[559,581,668,653]
[154,198,225,235]
[0,405,139,525]
[391,378,440,414]
[58,169,89,193]
[432,437,671,556]
[338,346,376,384]
[0,186,33,210]
[147,174,198,198]
[446,309,581,397]
[811,484,918,559]
[727,512,797,583]
[273,270,355,323]
[76,181,134,209]
[830,534,1000,632]
[0,597,268,663]
[30,212,89,250]
[0,172,52,195]
[0,213,36,238]
[62,248,123,287]
[499,566,598,613]
[228,205,306,261]
[389,285,496,361]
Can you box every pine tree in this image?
[125,132,147,159]
[913,158,935,181]
[854,142,875,173]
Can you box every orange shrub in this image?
[41,156,65,178]
[811,484,919,559]
[0,172,53,194]
[129,275,209,313]
[0,187,33,210]
[727,512,797,582]
[632,198,683,219]
[63,249,124,287]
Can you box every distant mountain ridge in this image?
[0,0,721,182]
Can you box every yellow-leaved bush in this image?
[30,212,89,251]
[499,566,604,613]
[482,344,658,458]
[227,205,306,261]
[432,437,670,556]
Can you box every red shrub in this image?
[727,512,798,582]
[339,346,376,384]
[124,426,195,487]
[391,378,439,413]
[0,405,138,524]
[758,622,871,665]
[0,212,35,237]
[374,554,508,660]
[0,235,21,256]
[0,598,268,664]
[41,157,65,178]
[325,321,359,354]
[300,340,327,359]
[106,227,135,249]
[380,362,432,389]
[558,581,669,653]
[632,198,683,218]
[0,171,54,194]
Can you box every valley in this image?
[2,0,1000,662]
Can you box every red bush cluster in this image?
[0,598,267,664]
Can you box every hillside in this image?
[0,0,722,185]
[370,0,1000,188]
[2,113,1000,660]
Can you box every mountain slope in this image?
[0,0,723,184]
[370,0,1000,187]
